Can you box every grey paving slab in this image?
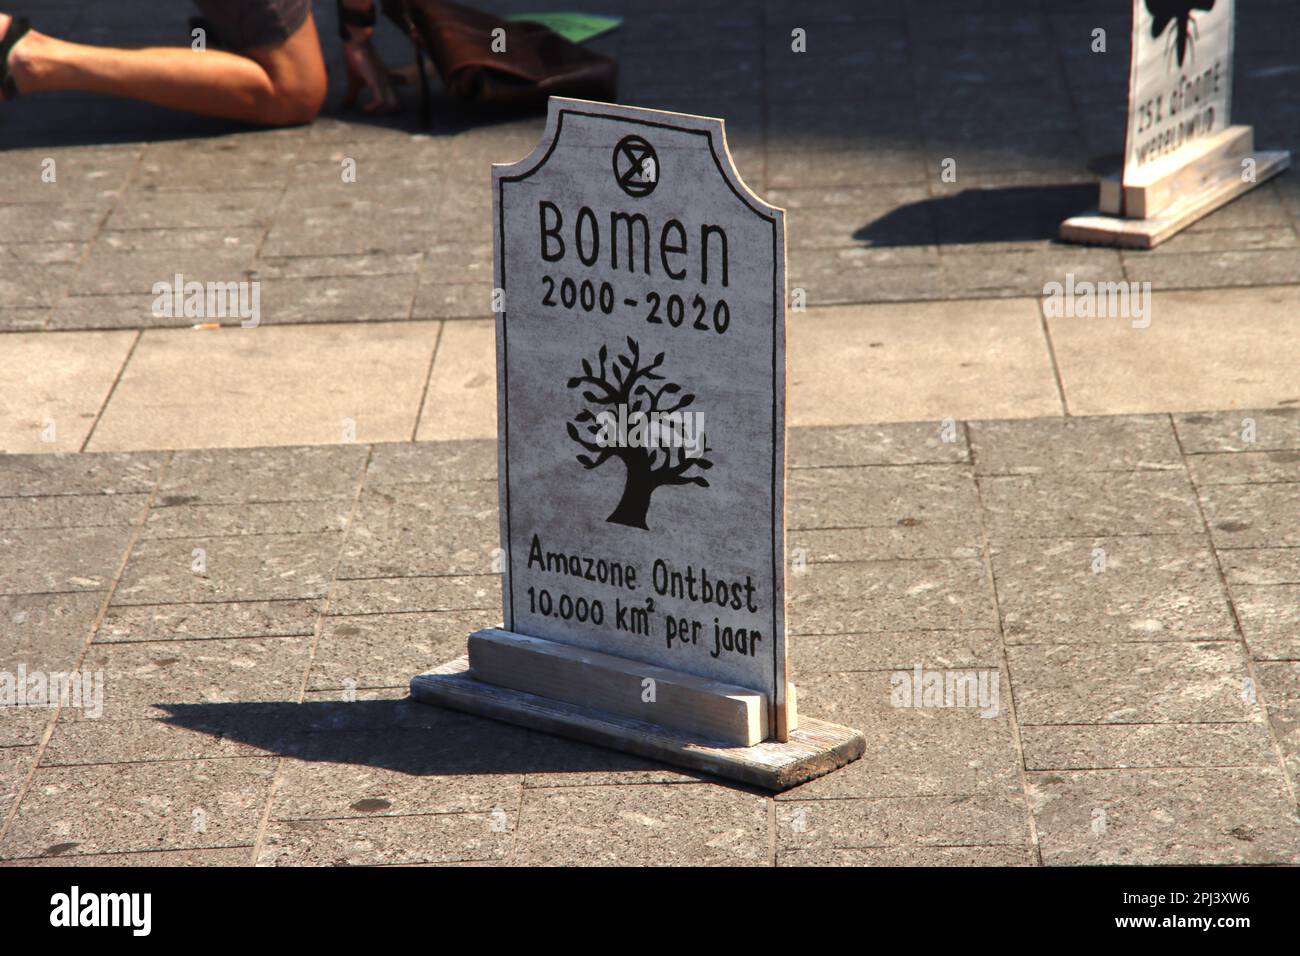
[991,535,1236,644]
[256,274,420,325]
[268,730,521,819]
[1230,584,1300,661]
[251,252,424,281]
[778,845,1036,866]
[1254,661,1300,788]
[1186,450,1300,485]
[788,558,997,634]
[512,783,768,867]
[775,792,1029,851]
[0,526,133,595]
[1007,642,1258,725]
[0,242,85,308]
[788,464,980,531]
[307,610,491,690]
[257,811,513,866]
[3,847,253,867]
[0,145,140,204]
[73,636,313,721]
[0,451,164,497]
[69,236,260,297]
[1174,408,1300,453]
[1021,723,1279,771]
[792,629,1003,673]
[1027,768,1300,865]
[790,525,982,563]
[0,203,110,244]
[970,415,1183,475]
[0,590,101,671]
[978,471,1204,540]
[1220,548,1300,586]
[0,708,53,749]
[1200,483,1300,548]
[161,445,367,504]
[0,758,278,860]
[104,189,280,231]
[0,493,149,529]
[112,533,341,605]
[0,746,37,822]
[144,500,352,539]
[40,716,281,766]
[788,422,970,468]
[365,440,497,487]
[328,574,500,617]
[97,599,320,643]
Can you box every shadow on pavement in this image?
[855,183,1099,246]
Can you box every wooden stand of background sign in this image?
[410,634,863,792]
[1061,126,1291,249]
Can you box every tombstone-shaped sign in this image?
[1061,0,1290,247]
[411,98,863,791]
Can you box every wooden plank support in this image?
[468,629,768,746]
[1061,141,1290,249]
[410,655,865,792]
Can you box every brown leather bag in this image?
[380,0,617,119]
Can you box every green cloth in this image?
[506,12,622,43]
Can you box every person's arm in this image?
[338,0,397,113]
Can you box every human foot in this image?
[0,13,35,100]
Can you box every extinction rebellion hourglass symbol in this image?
[612,135,659,198]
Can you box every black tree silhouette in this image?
[565,337,713,529]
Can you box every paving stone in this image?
[0,746,36,821]
[778,845,1036,865]
[251,252,424,280]
[1254,661,1300,787]
[47,293,176,330]
[1230,584,1300,660]
[788,558,996,634]
[70,232,261,296]
[1174,408,1300,453]
[4,847,253,867]
[256,273,420,325]
[0,202,110,243]
[991,535,1235,644]
[970,415,1183,475]
[791,629,1002,673]
[1021,723,1279,771]
[1007,642,1257,725]
[72,636,312,721]
[337,481,496,578]
[365,440,496,486]
[307,610,491,690]
[40,716,281,765]
[257,811,513,866]
[0,527,133,595]
[134,138,303,191]
[97,599,320,643]
[162,445,367,504]
[782,670,1020,800]
[0,451,164,497]
[269,730,522,819]
[790,525,982,562]
[789,463,980,529]
[1186,449,1300,485]
[0,242,84,308]
[1027,768,1300,865]
[415,319,496,442]
[1200,483,1300,548]
[775,792,1029,851]
[979,471,1203,539]
[1220,548,1300,586]
[0,145,141,203]
[0,709,51,749]
[0,493,149,529]
[410,282,491,320]
[1048,289,1300,415]
[144,500,352,538]
[789,300,1061,425]
[788,422,970,468]
[88,322,439,451]
[0,307,48,332]
[105,189,280,231]
[0,590,102,670]
[0,329,138,454]
[0,758,277,859]
[112,533,340,605]
[328,574,501,616]
[512,784,768,866]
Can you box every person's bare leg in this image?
[0,11,327,126]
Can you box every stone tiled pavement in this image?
[1,411,1298,865]
[1,0,1299,865]
[2,0,1300,337]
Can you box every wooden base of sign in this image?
[1061,127,1291,249]
[409,652,865,792]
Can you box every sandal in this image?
[1,15,31,101]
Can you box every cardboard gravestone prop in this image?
[1061,0,1290,247]
[410,98,864,791]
